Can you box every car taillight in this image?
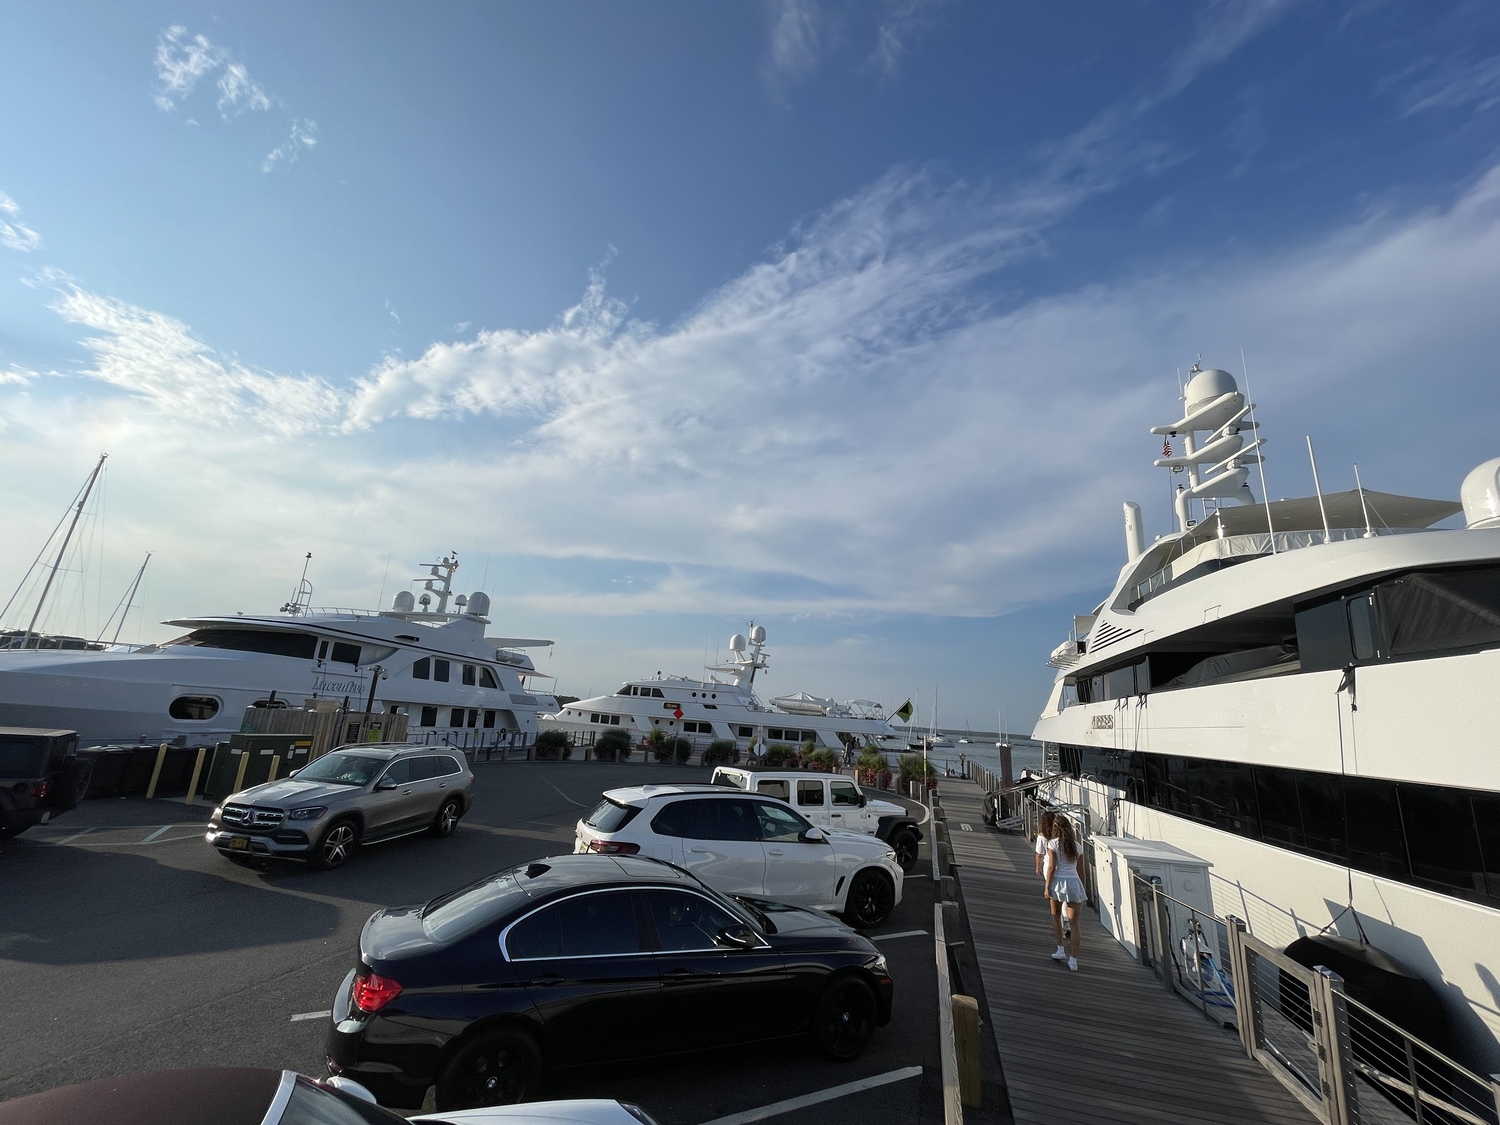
[29,780,48,800]
[351,971,402,1013]
[586,839,640,855]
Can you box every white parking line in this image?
[544,780,589,808]
[142,826,174,843]
[696,1065,923,1125]
[871,929,929,942]
[54,828,96,845]
[289,1010,332,1022]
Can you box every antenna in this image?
[1353,464,1374,538]
[1241,348,1276,554]
[1306,437,1331,544]
[281,553,313,615]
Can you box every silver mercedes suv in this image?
[205,744,476,869]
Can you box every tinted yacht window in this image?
[170,628,317,659]
[1295,599,1352,673]
[1399,784,1485,895]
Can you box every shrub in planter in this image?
[595,728,632,762]
[534,730,570,760]
[671,737,693,764]
[856,748,887,773]
[803,748,839,773]
[702,739,740,766]
[763,743,796,767]
[898,753,935,783]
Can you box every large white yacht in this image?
[1032,364,1500,1065]
[0,558,558,747]
[544,625,911,754]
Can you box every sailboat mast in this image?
[20,453,107,649]
[98,552,151,646]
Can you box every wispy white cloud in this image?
[46,285,344,436]
[867,0,949,81]
[153,26,224,111]
[1393,52,1500,117]
[0,191,42,252]
[764,0,822,98]
[216,61,272,116]
[262,118,318,172]
[1159,0,1300,102]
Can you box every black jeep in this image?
[0,727,91,839]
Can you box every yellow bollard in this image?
[267,754,280,783]
[231,748,251,795]
[952,993,981,1107]
[184,747,207,805]
[145,743,169,799]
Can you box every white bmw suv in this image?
[574,784,904,928]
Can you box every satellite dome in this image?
[748,625,766,644]
[391,590,416,612]
[729,634,747,653]
[1461,457,1500,529]
[466,591,491,617]
[1185,367,1239,413]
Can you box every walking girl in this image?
[1044,815,1088,971]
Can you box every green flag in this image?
[893,699,914,723]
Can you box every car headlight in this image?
[288,806,327,820]
[872,954,889,974]
[210,806,222,820]
[885,849,897,861]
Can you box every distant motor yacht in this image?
[1032,362,1500,1063]
[0,558,558,748]
[543,624,910,754]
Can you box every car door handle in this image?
[767,849,785,856]
[528,974,564,987]
[689,847,708,854]
[664,968,705,983]
[830,813,842,817]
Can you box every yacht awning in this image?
[1179,490,1461,550]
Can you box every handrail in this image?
[930,789,963,1125]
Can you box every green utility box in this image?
[202,734,313,801]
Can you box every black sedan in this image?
[325,854,895,1110]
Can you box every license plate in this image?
[228,836,250,850]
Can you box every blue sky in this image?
[3,1,1500,732]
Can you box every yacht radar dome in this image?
[749,625,766,644]
[1462,457,1500,529]
[729,634,747,653]
[1185,367,1240,412]
[466,591,491,617]
[391,590,416,613]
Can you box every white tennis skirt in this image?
[1049,875,1087,904]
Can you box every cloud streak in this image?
[0,192,42,252]
[262,118,319,172]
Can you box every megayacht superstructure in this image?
[0,557,558,748]
[1032,363,1500,1064]
[543,624,910,754]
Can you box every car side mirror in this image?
[858,793,868,807]
[714,925,759,950]
[375,778,398,791]
[800,826,827,843]
[288,768,300,778]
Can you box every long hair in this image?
[1052,815,1080,862]
[1037,810,1056,840]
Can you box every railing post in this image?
[1152,881,1175,993]
[1489,1074,1500,1121]
[1225,915,1256,1057]
[1314,966,1357,1125]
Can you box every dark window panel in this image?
[1254,767,1305,850]
[1295,599,1352,673]
[412,657,430,680]
[434,659,451,683]
[1399,784,1486,898]
[1294,772,1347,864]
[330,642,361,666]
[1472,794,1500,901]
[1344,776,1409,880]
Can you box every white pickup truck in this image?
[709,766,923,872]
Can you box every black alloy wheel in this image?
[890,829,919,873]
[812,975,877,1060]
[431,797,462,838]
[843,870,895,928]
[435,1029,543,1110]
[311,818,358,870]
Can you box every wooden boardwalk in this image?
[940,779,1313,1125]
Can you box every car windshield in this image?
[293,752,385,786]
[0,737,46,778]
[421,868,531,943]
[279,1077,406,1124]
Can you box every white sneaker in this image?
[1067,957,1078,972]
[1051,947,1068,961]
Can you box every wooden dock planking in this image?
[940,779,1315,1125]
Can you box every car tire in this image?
[310,818,358,870]
[435,1028,543,1110]
[812,975,877,1061]
[841,869,896,929]
[889,828,919,873]
[430,797,462,838]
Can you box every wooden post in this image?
[145,743,169,799]
[1225,915,1256,1058]
[1153,882,1175,993]
[184,747,207,805]
[1315,967,1358,1125]
[952,994,981,1107]
[231,748,252,795]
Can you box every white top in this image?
[1046,837,1083,881]
[1034,833,1049,857]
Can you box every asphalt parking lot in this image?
[0,760,946,1124]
